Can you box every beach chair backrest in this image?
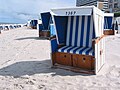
[104,16,113,29]
[33,20,38,26]
[41,12,51,30]
[54,16,68,44]
[66,15,95,47]
[30,20,38,27]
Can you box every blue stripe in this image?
[74,16,79,46]
[92,52,95,56]
[86,48,92,55]
[69,16,74,46]
[66,46,75,53]
[80,16,85,47]
[77,47,86,54]
[72,47,81,54]
[92,18,95,38]
[60,46,69,52]
[86,16,91,47]
[107,17,112,29]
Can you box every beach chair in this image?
[4,26,9,30]
[30,20,38,29]
[104,13,116,35]
[114,17,120,34]
[50,6,105,74]
[9,25,13,29]
[0,26,2,34]
[0,26,4,34]
[38,12,56,39]
[14,25,17,28]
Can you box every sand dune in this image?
[0,27,120,90]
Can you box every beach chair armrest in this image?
[51,38,58,53]
[58,44,65,49]
[92,35,104,50]
[49,35,56,40]
[92,35,104,44]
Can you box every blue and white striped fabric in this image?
[58,15,95,56]
[58,46,94,56]
[66,16,95,47]
[104,17,113,30]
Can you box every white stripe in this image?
[66,16,71,46]
[75,47,85,54]
[89,16,93,47]
[64,46,73,53]
[70,46,79,53]
[83,16,88,47]
[77,16,82,47]
[72,16,77,46]
[89,49,93,56]
[58,46,68,52]
[82,48,90,55]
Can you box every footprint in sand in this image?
[14,84,24,89]
[25,80,35,85]
[38,84,45,89]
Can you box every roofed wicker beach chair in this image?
[104,13,116,35]
[50,6,105,74]
[114,17,119,34]
[30,20,38,29]
[0,26,3,34]
[9,25,14,29]
[38,12,56,39]
[4,26,9,30]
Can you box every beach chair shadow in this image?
[0,59,91,78]
[15,37,49,40]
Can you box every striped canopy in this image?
[104,16,113,30]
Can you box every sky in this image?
[0,0,75,23]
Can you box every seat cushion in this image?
[58,46,94,56]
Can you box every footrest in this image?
[39,31,50,37]
[52,64,95,75]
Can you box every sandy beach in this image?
[0,27,120,90]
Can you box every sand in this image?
[0,27,120,90]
